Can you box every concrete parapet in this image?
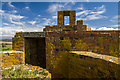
[68,51,120,78]
[0,51,25,67]
[57,10,76,26]
[87,27,91,31]
[70,51,119,64]
[23,32,45,38]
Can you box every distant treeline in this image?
[0,39,12,42]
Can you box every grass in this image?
[0,39,12,42]
[0,44,12,51]
[2,64,50,79]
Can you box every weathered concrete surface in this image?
[23,32,45,38]
[12,32,45,51]
[0,51,25,67]
[70,51,119,64]
[12,10,120,79]
[68,51,120,79]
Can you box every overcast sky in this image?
[0,2,119,39]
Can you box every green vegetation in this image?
[54,51,69,78]
[0,39,12,42]
[2,64,49,79]
[119,53,120,58]
[73,39,89,51]
[48,38,86,78]
[60,38,72,51]
[119,43,120,58]
[47,42,56,70]
[0,39,12,51]
[109,39,119,57]
[0,44,12,51]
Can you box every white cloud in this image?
[3,13,24,21]
[24,7,30,10]
[23,27,43,32]
[11,10,17,13]
[77,4,84,10]
[11,15,24,20]
[51,22,56,25]
[91,26,119,30]
[38,15,41,17]
[64,1,75,6]
[110,15,118,22]
[110,19,115,22]
[77,7,84,10]
[0,26,23,39]
[91,27,96,30]
[96,27,118,30]
[76,10,89,16]
[111,25,120,27]
[10,19,24,25]
[28,21,37,25]
[8,2,15,8]
[86,0,89,2]
[71,2,75,5]
[0,10,4,13]
[2,12,25,26]
[3,14,25,25]
[76,5,107,21]
[52,16,57,19]
[47,4,64,13]
[25,7,29,9]
[0,25,44,39]
[7,10,18,14]
[90,9,105,14]
[70,0,76,5]
[113,15,118,19]
[42,18,51,25]
[3,23,9,26]
[85,14,107,20]
[96,5,105,11]
[47,2,75,16]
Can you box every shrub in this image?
[2,64,50,79]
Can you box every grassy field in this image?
[0,39,12,42]
[0,44,12,51]
[0,39,12,51]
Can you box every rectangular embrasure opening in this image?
[25,37,46,68]
[64,16,69,25]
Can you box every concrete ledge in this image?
[0,51,25,67]
[70,51,119,64]
[23,32,45,38]
[0,51,23,54]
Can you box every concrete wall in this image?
[45,31,119,57]
[46,50,120,79]
[68,51,120,79]
[12,32,46,68]
[12,30,119,79]
[45,10,91,32]
[12,32,24,51]
[57,10,76,26]
[0,51,25,67]
[45,31,119,78]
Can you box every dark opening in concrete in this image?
[24,37,46,68]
